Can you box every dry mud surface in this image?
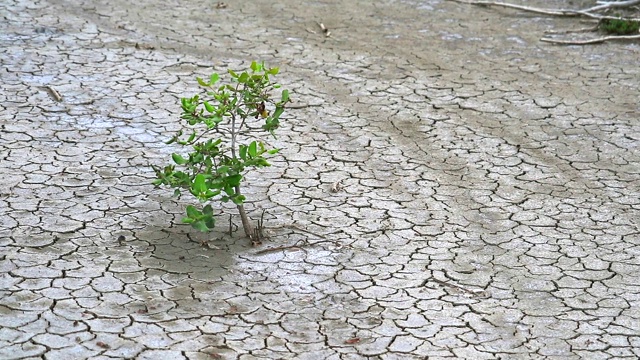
[1,0,639,359]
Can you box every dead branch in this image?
[541,33,640,44]
[254,240,305,254]
[585,0,640,13]
[254,224,343,255]
[544,23,601,34]
[286,103,323,109]
[426,278,489,298]
[448,0,640,21]
[450,0,640,44]
[43,86,62,102]
[449,0,583,16]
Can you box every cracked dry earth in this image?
[1,0,639,359]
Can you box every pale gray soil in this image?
[1,0,639,359]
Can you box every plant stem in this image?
[235,185,254,238]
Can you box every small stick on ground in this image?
[544,23,600,34]
[428,278,488,298]
[449,0,582,16]
[286,103,322,109]
[450,0,640,44]
[316,21,331,37]
[254,240,306,254]
[448,0,640,21]
[44,86,62,102]
[541,33,640,44]
[254,238,341,255]
[254,224,343,254]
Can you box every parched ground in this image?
[1,0,639,359]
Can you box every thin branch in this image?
[586,0,640,12]
[287,103,323,109]
[544,23,600,34]
[541,33,640,44]
[449,0,582,16]
[188,126,227,145]
[253,224,344,255]
[448,0,640,21]
[254,240,306,254]
[43,86,63,102]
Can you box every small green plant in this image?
[152,61,289,240]
[600,17,640,35]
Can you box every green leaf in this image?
[192,153,204,163]
[166,130,182,144]
[248,141,257,158]
[191,220,210,232]
[238,72,249,83]
[204,157,213,169]
[193,174,207,193]
[267,149,279,155]
[202,204,213,215]
[182,216,194,224]
[186,131,196,143]
[203,189,217,199]
[232,194,246,205]
[250,61,259,72]
[268,67,279,75]
[228,69,238,78]
[172,189,181,197]
[281,89,289,103]
[239,145,247,161]
[186,205,200,218]
[172,153,188,165]
[203,101,215,113]
[196,77,209,87]
[272,106,285,121]
[226,174,242,186]
[210,73,220,84]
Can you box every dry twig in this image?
[44,86,62,102]
[254,224,342,254]
[317,22,331,37]
[544,23,600,34]
[449,0,640,44]
[429,278,488,298]
[541,33,640,44]
[254,240,306,254]
[286,103,322,109]
[449,0,640,20]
